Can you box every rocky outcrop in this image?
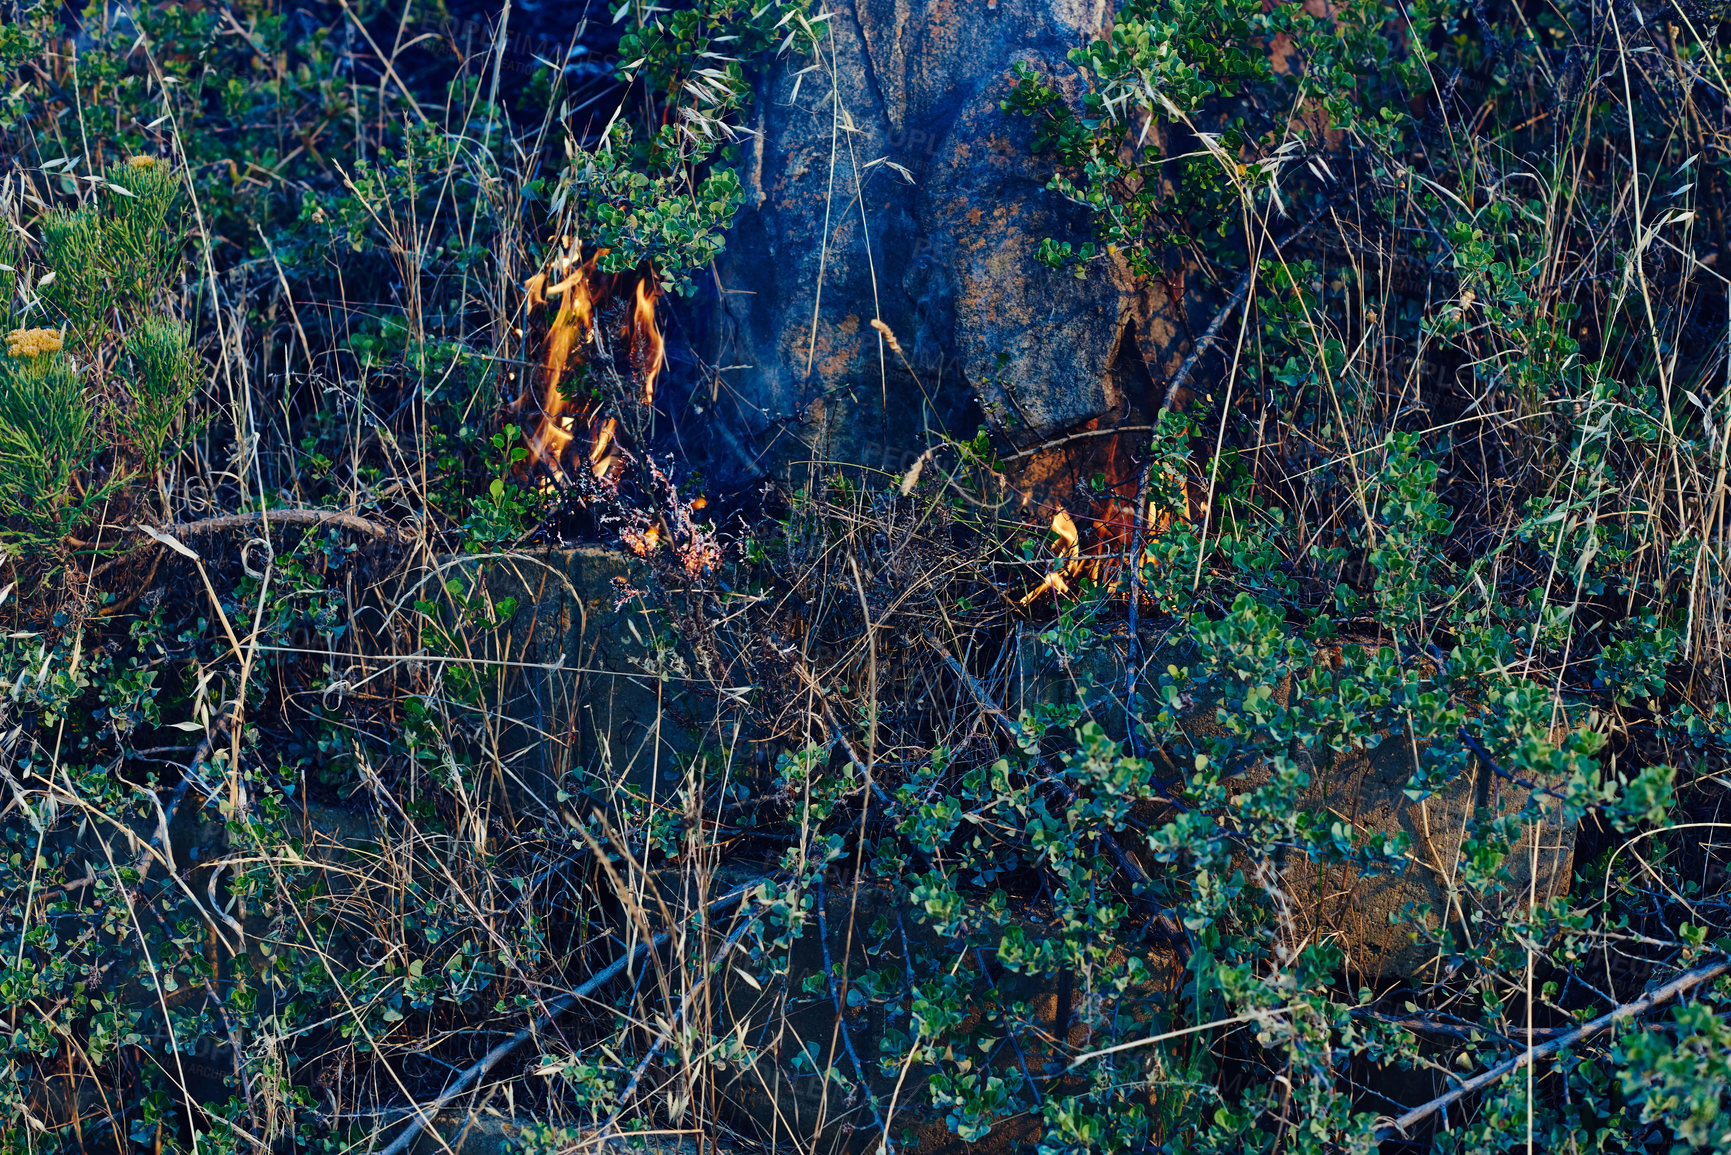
[453,547,680,815]
[700,0,1184,484]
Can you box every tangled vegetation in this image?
[3,0,1731,1151]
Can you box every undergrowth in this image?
[1,0,1730,1152]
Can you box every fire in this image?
[514,247,599,486]
[512,243,667,489]
[1012,480,1182,607]
[589,416,618,480]
[1019,509,1084,606]
[631,277,665,405]
[1006,421,1189,607]
[1016,495,1183,606]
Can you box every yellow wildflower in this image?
[6,328,64,359]
[127,155,158,169]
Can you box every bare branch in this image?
[1375,954,1731,1141]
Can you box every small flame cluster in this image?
[1019,509,1083,606]
[513,239,665,490]
[1019,497,1179,606]
[617,459,720,576]
[512,240,722,577]
[1015,441,1183,606]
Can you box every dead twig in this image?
[378,882,761,1155]
[144,508,397,542]
[1373,953,1731,1141]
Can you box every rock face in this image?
[700,0,1183,484]
[452,547,682,816]
[1183,689,1579,982]
[1252,732,1576,982]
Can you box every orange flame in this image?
[513,248,602,486]
[589,417,618,480]
[514,251,667,490]
[631,277,665,405]
[622,521,662,558]
[1002,416,1193,609]
[1019,509,1084,606]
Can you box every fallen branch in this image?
[145,508,397,542]
[600,903,758,1128]
[1373,953,1731,1141]
[377,882,760,1155]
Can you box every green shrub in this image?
[123,316,197,469]
[0,0,1725,1150]
[38,162,183,344]
[0,351,115,545]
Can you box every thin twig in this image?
[1373,953,1731,1141]
[972,946,1043,1109]
[1158,266,1263,416]
[1001,424,1155,462]
[791,658,893,805]
[601,907,757,1129]
[377,883,760,1155]
[1124,212,1324,740]
[1459,725,1568,805]
[816,874,895,1150]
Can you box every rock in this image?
[1174,665,1577,982]
[446,546,686,816]
[699,0,1184,484]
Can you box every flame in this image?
[512,247,603,486]
[622,521,662,557]
[1002,418,1194,609]
[589,417,618,479]
[631,277,665,405]
[513,250,671,489]
[1019,509,1084,606]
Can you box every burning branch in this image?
[512,243,668,493]
[631,278,665,406]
